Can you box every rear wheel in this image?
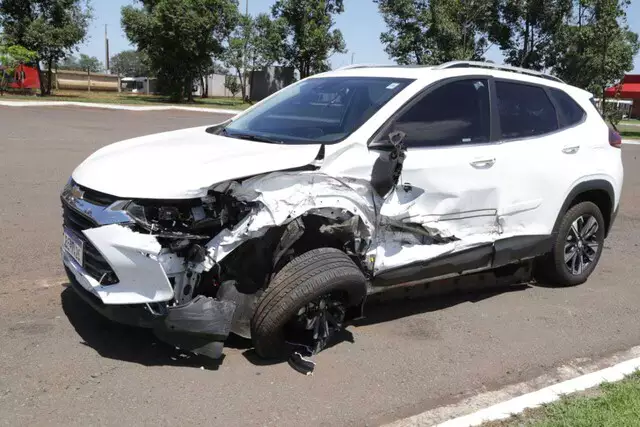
[250,247,367,359]
[535,201,605,286]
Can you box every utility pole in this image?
[105,24,110,74]
[242,0,249,101]
[351,52,355,64]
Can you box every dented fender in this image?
[203,172,379,265]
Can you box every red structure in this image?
[605,74,640,118]
[0,63,41,91]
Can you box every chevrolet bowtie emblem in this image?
[69,185,85,200]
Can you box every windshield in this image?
[223,76,414,145]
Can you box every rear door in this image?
[371,77,503,274]
[494,80,589,237]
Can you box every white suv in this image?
[61,61,623,362]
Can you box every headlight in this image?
[125,201,210,239]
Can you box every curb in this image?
[386,345,640,427]
[0,100,241,115]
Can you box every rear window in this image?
[548,88,586,127]
[495,81,559,139]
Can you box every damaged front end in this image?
[61,169,377,359]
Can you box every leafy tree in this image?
[110,50,151,77]
[271,0,346,78]
[222,13,284,99]
[550,0,639,99]
[224,74,240,97]
[57,55,81,70]
[0,0,93,95]
[121,0,239,102]
[78,54,102,73]
[375,0,500,65]
[496,0,573,70]
[0,42,37,94]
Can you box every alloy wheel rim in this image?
[564,214,600,276]
[285,293,346,355]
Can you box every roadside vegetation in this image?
[485,371,640,427]
[619,125,640,140]
[0,89,250,110]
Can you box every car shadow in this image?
[62,268,532,369]
[354,283,531,327]
[61,286,224,370]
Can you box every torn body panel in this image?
[204,172,378,265]
[65,224,174,304]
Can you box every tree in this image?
[78,54,102,73]
[550,0,639,99]
[375,0,500,65]
[271,0,346,78]
[222,13,284,99]
[57,55,81,70]
[224,74,240,97]
[0,0,93,95]
[121,0,239,102]
[110,50,151,77]
[496,0,573,70]
[0,42,37,94]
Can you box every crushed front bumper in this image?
[64,261,236,359]
[61,184,237,359]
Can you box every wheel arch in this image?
[553,179,615,238]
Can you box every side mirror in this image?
[368,138,394,151]
[369,130,407,152]
[388,130,406,149]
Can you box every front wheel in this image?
[250,247,367,359]
[535,201,606,286]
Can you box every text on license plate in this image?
[63,230,84,266]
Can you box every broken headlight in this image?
[125,193,253,240]
[125,201,210,239]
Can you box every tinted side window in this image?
[496,81,558,139]
[392,79,491,147]
[549,88,586,127]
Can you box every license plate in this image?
[63,230,84,266]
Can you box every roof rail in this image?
[335,63,392,71]
[435,61,564,84]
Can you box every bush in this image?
[224,75,241,97]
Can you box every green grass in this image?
[618,125,640,140]
[485,371,640,427]
[621,118,640,125]
[0,90,251,110]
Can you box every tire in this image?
[250,247,367,359]
[535,201,606,286]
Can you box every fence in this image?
[45,66,297,100]
[52,69,120,92]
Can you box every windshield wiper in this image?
[223,130,284,144]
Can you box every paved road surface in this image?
[2,106,640,426]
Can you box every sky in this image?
[81,0,640,73]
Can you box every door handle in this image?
[470,158,496,169]
[562,145,580,154]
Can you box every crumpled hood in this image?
[72,125,322,199]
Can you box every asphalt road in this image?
[2,106,640,427]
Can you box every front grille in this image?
[76,184,118,207]
[63,204,119,285]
